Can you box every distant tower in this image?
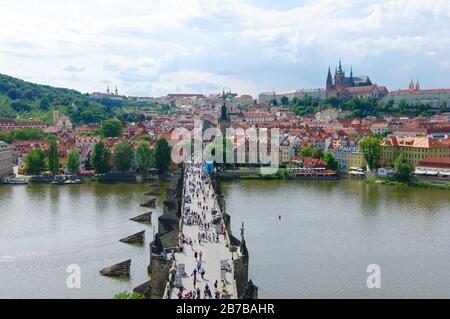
[106,85,110,95]
[409,78,415,90]
[115,86,118,95]
[326,67,333,90]
[219,93,230,134]
[335,59,345,88]
[218,94,230,164]
[415,80,420,91]
[350,66,354,85]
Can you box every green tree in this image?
[67,148,81,175]
[48,139,59,175]
[300,145,313,157]
[154,137,171,173]
[324,152,338,170]
[136,141,154,172]
[114,141,134,172]
[312,147,324,159]
[25,149,46,175]
[394,153,414,183]
[360,137,381,171]
[113,291,144,299]
[92,141,111,174]
[280,95,289,105]
[101,119,123,137]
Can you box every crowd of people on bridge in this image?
[168,160,233,299]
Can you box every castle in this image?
[326,60,372,94]
[325,60,388,100]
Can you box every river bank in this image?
[366,177,450,191]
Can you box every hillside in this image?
[0,73,120,124]
[0,73,169,125]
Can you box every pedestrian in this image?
[199,250,203,262]
[194,251,198,260]
[200,266,205,280]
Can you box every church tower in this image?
[219,94,230,137]
[326,67,333,90]
[350,66,354,86]
[409,78,415,90]
[218,92,230,165]
[335,60,345,88]
[415,80,420,91]
[115,86,118,95]
[106,85,110,95]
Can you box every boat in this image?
[52,175,83,185]
[348,167,366,179]
[2,178,28,185]
[288,167,339,180]
[63,179,82,184]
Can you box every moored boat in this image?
[2,178,29,185]
[288,167,339,180]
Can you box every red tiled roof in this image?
[389,88,450,95]
[418,156,450,168]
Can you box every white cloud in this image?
[0,0,449,97]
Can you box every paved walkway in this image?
[167,161,236,299]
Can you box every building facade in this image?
[258,89,326,105]
[384,80,450,108]
[381,136,449,166]
[0,141,13,178]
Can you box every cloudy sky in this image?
[0,0,449,97]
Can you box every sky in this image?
[0,0,450,97]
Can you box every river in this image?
[223,178,450,298]
[0,182,165,299]
[1,179,449,298]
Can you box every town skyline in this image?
[1,0,450,97]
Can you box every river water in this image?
[223,179,450,298]
[0,182,165,299]
[1,179,449,298]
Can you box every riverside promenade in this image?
[164,160,238,299]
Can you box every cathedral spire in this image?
[409,78,415,90]
[326,66,333,90]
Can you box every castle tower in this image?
[409,78,415,90]
[218,96,230,164]
[350,66,354,86]
[335,60,345,88]
[326,67,333,90]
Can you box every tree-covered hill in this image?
[0,73,175,126]
[0,73,118,124]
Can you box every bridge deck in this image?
[166,162,237,299]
